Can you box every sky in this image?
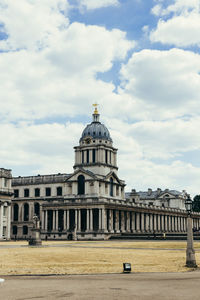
[1,0,200,196]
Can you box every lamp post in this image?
[185,195,197,268]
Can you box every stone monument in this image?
[29,215,42,246]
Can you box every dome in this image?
[80,113,112,142]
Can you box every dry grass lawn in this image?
[0,240,200,275]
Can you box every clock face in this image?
[85,137,91,144]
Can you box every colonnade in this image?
[41,208,200,234]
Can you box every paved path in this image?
[1,271,200,300]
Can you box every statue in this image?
[28,214,42,246]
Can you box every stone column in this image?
[56,210,59,231]
[140,213,144,232]
[149,214,153,232]
[102,209,106,232]
[76,209,80,231]
[75,209,78,230]
[121,211,125,232]
[53,210,56,231]
[42,211,45,230]
[145,214,149,232]
[99,209,102,230]
[157,215,161,232]
[165,215,168,232]
[127,212,131,232]
[131,212,136,232]
[66,210,69,231]
[45,211,48,231]
[136,212,140,232]
[109,210,113,232]
[87,209,90,231]
[64,210,67,230]
[7,205,11,239]
[186,216,197,267]
[115,210,120,233]
[90,209,93,231]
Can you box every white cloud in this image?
[0,21,133,122]
[77,0,119,10]
[150,0,200,47]
[0,0,70,51]
[120,48,200,119]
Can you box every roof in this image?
[80,116,112,142]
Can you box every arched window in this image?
[24,203,29,221]
[12,225,18,235]
[110,177,113,197]
[13,204,19,221]
[34,202,40,217]
[78,175,85,195]
[23,225,28,235]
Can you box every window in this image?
[14,189,19,198]
[13,204,19,221]
[46,187,51,196]
[34,203,40,217]
[92,149,96,163]
[110,178,113,197]
[12,225,17,235]
[23,225,28,235]
[24,189,29,197]
[86,149,89,163]
[78,175,85,195]
[24,203,29,221]
[105,150,108,164]
[57,186,62,196]
[35,188,40,197]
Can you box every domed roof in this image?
[80,112,112,142]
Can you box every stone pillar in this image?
[7,205,11,239]
[66,210,69,231]
[109,210,113,232]
[53,210,56,231]
[42,211,45,230]
[115,210,120,233]
[45,211,48,231]
[186,216,197,268]
[157,215,160,232]
[140,213,144,232]
[102,209,106,232]
[149,214,153,232]
[76,209,79,231]
[99,209,102,230]
[56,210,58,231]
[75,209,78,230]
[136,212,140,232]
[87,209,90,231]
[127,212,131,232]
[121,211,125,232]
[145,214,149,232]
[90,209,93,231]
[131,212,136,232]
[64,210,67,230]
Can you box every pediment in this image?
[66,168,96,181]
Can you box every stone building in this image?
[126,188,187,210]
[0,168,12,240]
[10,108,200,240]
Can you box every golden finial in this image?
[93,103,99,114]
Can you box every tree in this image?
[193,195,200,212]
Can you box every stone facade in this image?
[0,168,12,240]
[10,109,200,240]
[126,188,187,210]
